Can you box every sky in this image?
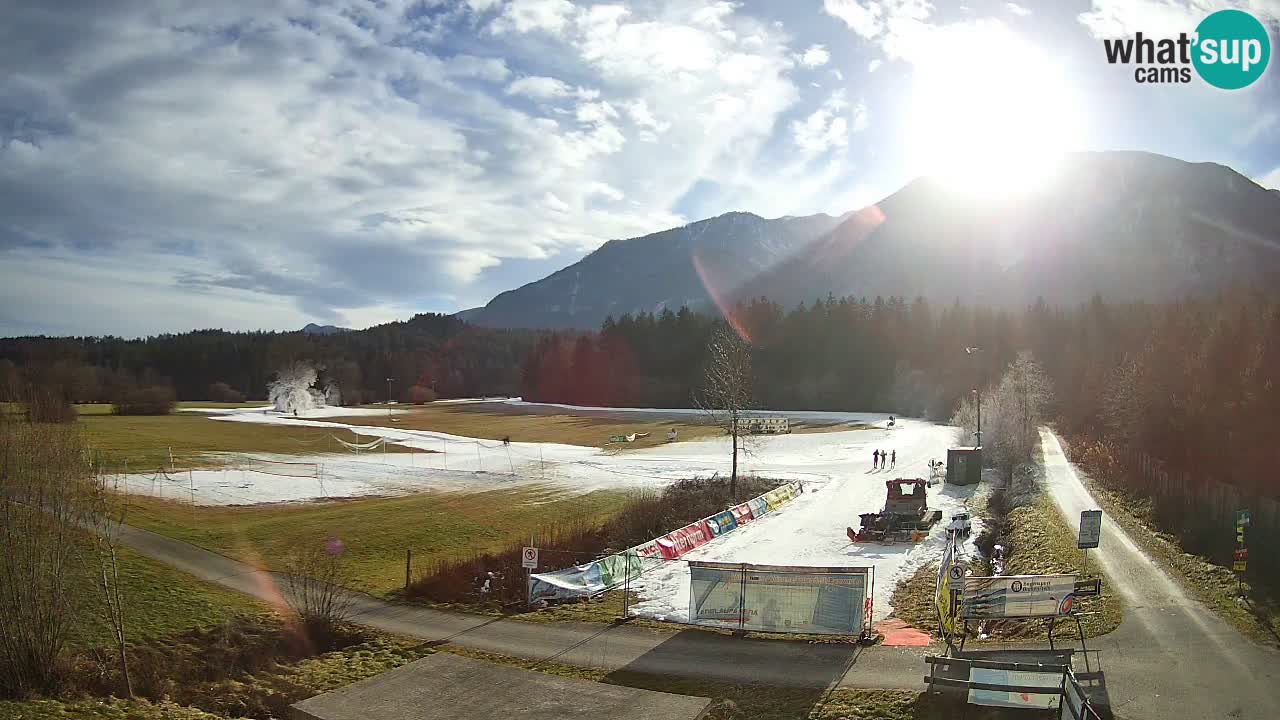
[2,0,1279,337]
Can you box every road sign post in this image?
[1078,510,1103,559]
[1234,510,1249,591]
[522,545,538,607]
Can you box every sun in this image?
[903,23,1085,198]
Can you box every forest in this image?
[5,291,1279,504]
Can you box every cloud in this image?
[506,75,574,98]
[793,89,852,155]
[823,0,884,38]
[1006,2,1032,16]
[851,101,871,133]
[798,44,831,67]
[1259,166,1280,190]
[1077,0,1280,40]
[0,0,828,334]
[492,0,576,35]
[867,58,883,72]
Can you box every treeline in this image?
[0,313,540,405]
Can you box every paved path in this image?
[116,433,1280,718]
[1040,429,1280,720]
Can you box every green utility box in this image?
[946,447,982,486]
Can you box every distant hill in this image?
[453,307,484,323]
[466,211,844,330]
[738,151,1280,309]
[300,323,350,335]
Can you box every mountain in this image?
[300,323,350,335]
[466,211,844,330]
[453,307,484,323]
[736,151,1280,310]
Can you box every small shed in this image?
[946,447,983,486]
[290,652,711,720]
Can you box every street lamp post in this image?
[386,376,394,414]
[965,347,982,448]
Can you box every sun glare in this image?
[905,23,1084,198]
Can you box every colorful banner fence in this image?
[528,481,804,603]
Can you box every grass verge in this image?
[124,487,630,596]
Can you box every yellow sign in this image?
[1233,561,1247,572]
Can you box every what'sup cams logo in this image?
[1103,9,1271,89]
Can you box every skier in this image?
[872,449,880,469]
[891,450,897,468]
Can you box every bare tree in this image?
[91,470,132,698]
[0,413,93,696]
[950,352,1054,473]
[696,326,754,496]
[282,539,354,640]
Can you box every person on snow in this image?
[891,450,897,468]
[872,449,880,469]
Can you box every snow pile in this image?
[268,362,339,414]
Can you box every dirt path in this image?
[1040,429,1280,719]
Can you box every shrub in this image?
[113,386,176,416]
[22,385,77,424]
[207,382,245,404]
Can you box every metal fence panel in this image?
[688,562,870,635]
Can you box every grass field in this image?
[79,413,417,472]
[68,540,267,650]
[337,403,863,449]
[123,487,630,596]
[340,403,724,449]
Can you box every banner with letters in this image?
[960,575,1077,619]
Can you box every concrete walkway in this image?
[1040,429,1280,720]
[114,432,1280,718]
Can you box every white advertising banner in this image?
[961,575,1077,619]
[968,668,1062,710]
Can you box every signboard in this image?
[1073,578,1102,597]
[1233,561,1248,572]
[1234,548,1249,561]
[1078,510,1103,549]
[521,546,539,569]
[935,535,962,637]
[689,562,871,635]
[968,668,1062,710]
[961,575,1077,619]
[1236,509,1251,527]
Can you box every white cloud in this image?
[851,101,871,133]
[793,89,852,155]
[867,58,882,72]
[798,44,831,67]
[1258,166,1280,190]
[587,181,625,201]
[544,191,571,212]
[446,54,511,82]
[1006,2,1032,16]
[1075,0,1280,39]
[506,75,573,98]
[823,0,884,38]
[492,0,575,35]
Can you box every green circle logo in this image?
[1192,9,1271,89]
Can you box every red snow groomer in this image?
[848,478,943,544]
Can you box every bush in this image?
[406,385,437,404]
[406,476,781,605]
[113,386,176,416]
[206,382,245,404]
[22,386,77,424]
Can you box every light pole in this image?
[965,347,982,448]
[386,376,394,414]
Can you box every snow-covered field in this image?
[121,404,980,619]
[625,419,981,622]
